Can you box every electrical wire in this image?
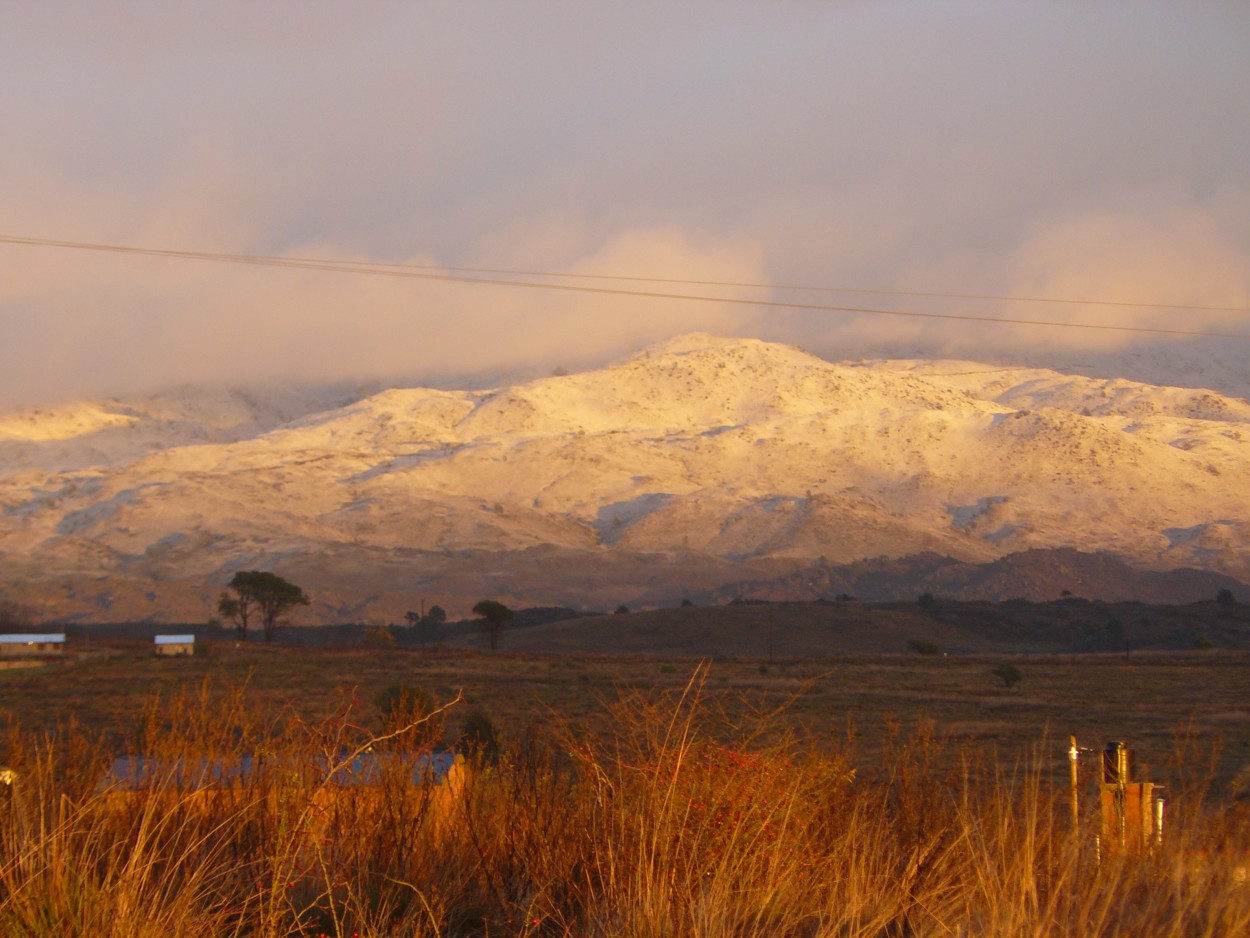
[2,233,1248,339]
[269,254,1250,315]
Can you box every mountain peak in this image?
[1,335,1247,624]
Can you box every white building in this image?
[0,634,66,657]
[154,634,195,656]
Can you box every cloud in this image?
[0,221,767,405]
[998,191,1250,349]
[1,3,1249,405]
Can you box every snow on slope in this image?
[0,382,378,472]
[1,334,1247,619]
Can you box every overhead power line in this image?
[2,233,1248,340]
[276,254,1250,316]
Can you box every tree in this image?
[364,627,395,647]
[422,604,447,643]
[218,571,308,642]
[217,588,253,641]
[472,599,513,650]
[405,605,447,648]
[1217,588,1236,606]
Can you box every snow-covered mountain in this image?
[1,334,1248,624]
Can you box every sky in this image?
[2,1,1249,406]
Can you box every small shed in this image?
[0,634,66,657]
[154,634,195,656]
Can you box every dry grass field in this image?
[3,629,1249,794]
[1,608,1249,935]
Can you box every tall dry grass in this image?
[0,667,1246,936]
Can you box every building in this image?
[98,750,468,835]
[0,634,66,657]
[154,634,195,656]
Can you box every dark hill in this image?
[699,548,1250,606]
[486,596,1250,657]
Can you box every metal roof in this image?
[154,635,195,644]
[102,750,462,791]
[0,634,66,644]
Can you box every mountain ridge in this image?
[1,334,1247,624]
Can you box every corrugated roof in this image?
[154,635,195,644]
[101,750,461,791]
[0,634,66,644]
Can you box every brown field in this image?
[2,611,1249,936]
[4,632,1249,794]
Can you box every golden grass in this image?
[0,667,1247,936]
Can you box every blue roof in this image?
[101,750,461,791]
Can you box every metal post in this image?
[1068,736,1080,838]
[1153,789,1165,848]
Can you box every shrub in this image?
[908,639,940,656]
[992,663,1023,687]
[374,684,445,749]
[459,707,501,763]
